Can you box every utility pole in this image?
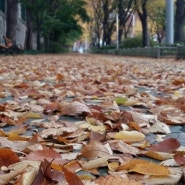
[116,13,119,49]
[166,0,174,45]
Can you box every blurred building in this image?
[0,0,36,49]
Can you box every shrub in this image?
[46,41,67,53]
[120,36,142,48]
[120,36,158,49]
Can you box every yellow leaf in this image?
[24,112,42,119]
[123,99,139,106]
[114,96,127,105]
[114,131,145,142]
[144,151,165,161]
[0,129,7,137]
[78,121,106,132]
[129,121,141,131]
[117,159,170,176]
[8,132,30,141]
[108,162,119,171]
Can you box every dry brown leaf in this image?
[63,160,81,173]
[117,158,170,176]
[0,54,185,185]
[62,166,84,185]
[108,140,140,155]
[15,167,38,185]
[144,151,166,161]
[174,154,185,166]
[114,130,145,143]
[59,101,92,116]
[143,167,182,185]
[8,132,30,141]
[80,156,109,170]
[149,138,180,153]
[95,175,142,185]
[79,141,110,159]
[108,161,120,171]
[0,137,30,151]
[0,148,20,167]
[128,121,141,132]
[13,82,30,88]
[148,119,171,134]
[0,167,25,185]
[25,148,66,165]
[90,131,106,142]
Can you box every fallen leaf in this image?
[117,158,170,176]
[143,167,182,185]
[24,111,43,119]
[108,140,140,155]
[174,154,185,166]
[62,166,84,185]
[0,137,30,151]
[0,167,25,185]
[25,148,66,165]
[114,131,145,142]
[14,166,38,185]
[80,156,109,170]
[79,141,110,159]
[0,148,20,167]
[114,96,127,105]
[95,175,142,185]
[144,151,166,161]
[149,138,180,153]
[90,131,106,142]
[59,101,92,116]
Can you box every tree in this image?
[175,0,185,42]
[147,0,165,43]
[90,0,117,47]
[89,0,135,47]
[21,0,50,50]
[101,0,117,46]
[117,0,135,43]
[44,0,89,52]
[6,0,18,42]
[134,0,150,47]
[21,0,89,51]
[89,0,103,48]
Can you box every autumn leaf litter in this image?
[0,54,185,185]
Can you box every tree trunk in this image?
[37,25,41,50]
[118,0,134,42]
[175,0,185,42]
[36,14,41,51]
[141,16,149,47]
[102,0,109,46]
[25,8,33,49]
[118,0,124,43]
[138,0,149,47]
[6,0,18,42]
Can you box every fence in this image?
[93,46,185,59]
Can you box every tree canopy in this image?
[20,0,89,51]
[5,0,185,51]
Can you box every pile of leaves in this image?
[0,54,185,185]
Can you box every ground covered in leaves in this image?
[0,54,185,185]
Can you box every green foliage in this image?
[46,41,66,53]
[120,36,158,49]
[99,45,116,50]
[120,36,143,48]
[20,0,89,52]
